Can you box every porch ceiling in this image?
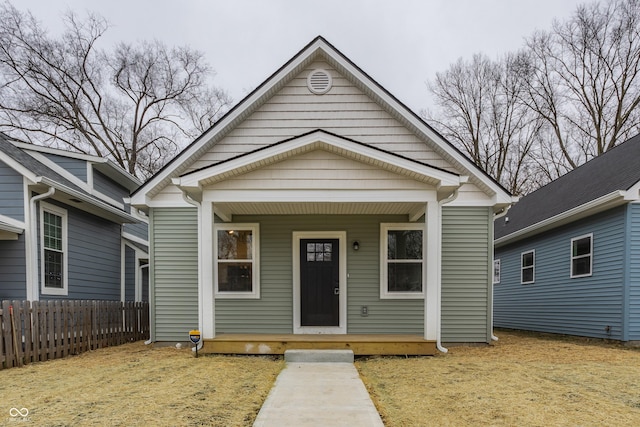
[214,201,425,218]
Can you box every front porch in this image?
[202,334,437,356]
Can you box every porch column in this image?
[201,201,215,338]
[424,201,440,341]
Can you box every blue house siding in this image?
[93,170,129,202]
[0,234,27,299]
[494,206,626,340]
[123,221,148,242]
[43,153,87,182]
[125,245,136,301]
[0,161,24,221]
[40,202,122,300]
[628,203,640,341]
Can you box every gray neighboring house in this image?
[494,134,640,342]
[0,134,149,302]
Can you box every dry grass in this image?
[1,342,283,426]
[356,329,640,426]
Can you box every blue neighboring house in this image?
[493,134,640,343]
[0,134,149,302]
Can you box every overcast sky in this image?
[17,0,585,113]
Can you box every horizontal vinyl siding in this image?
[216,214,424,334]
[629,203,640,340]
[43,153,87,181]
[93,170,129,202]
[441,207,491,343]
[0,234,27,299]
[42,204,122,300]
[188,60,455,173]
[0,161,24,221]
[152,207,198,341]
[125,245,135,301]
[494,206,626,340]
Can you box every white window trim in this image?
[214,223,260,299]
[380,223,425,299]
[493,259,501,284]
[521,250,535,285]
[570,233,593,278]
[40,202,68,296]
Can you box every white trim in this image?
[520,250,535,285]
[122,231,149,248]
[40,201,68,296]
[380,223,426,299]
[570,233,593,278]
[203,189,439,203]
[496,191,626,247]
[293,231,347,334]
[0,213,25,230]
[213,223,260,299]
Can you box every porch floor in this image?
[203,334,437,356]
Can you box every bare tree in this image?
[523,0,640,171]
[0,2,232,178]
[426,53,544,195]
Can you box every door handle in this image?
[333,287,340,295]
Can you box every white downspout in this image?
[436,189,460,354]
[27,187,55,301]
[179,191,204,352]
[490,206,512,342]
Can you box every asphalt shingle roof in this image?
[495,134,640,240]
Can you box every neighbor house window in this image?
[215,223,259,298]
[571,234,593,278]
[40,202,68,295]
[521,250,535,284]
[380,223,424,299]
[493,259,501,284]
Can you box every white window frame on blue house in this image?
[214,223,260,299]
[570,233,593,278]
[521,250,535,284]
[40,202,68,296]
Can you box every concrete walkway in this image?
[253,350,384,427]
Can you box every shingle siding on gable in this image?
[0,234,27,299]
[628,203,640,340]
[494,206,627,340]
[0,160,24,221]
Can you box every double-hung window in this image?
[41,202,68,295]
[571,234,593,278]
[215,223,259,298]
[521,250,535,284]
[380,223,424,299]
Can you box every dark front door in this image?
[300,239,339,326]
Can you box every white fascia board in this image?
[122,231,149,248]
[203,189,438,203]
[624,179,640,201]
[38,177,138,223]
[0,151,39,182]
[10,140,106,162]
[325,46,509,201]
[0,213,25,230]
[495,190,627,247]
[176,131,461,189]
[133,43,321,205]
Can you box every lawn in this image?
[357,329,640,426]
[2,330,640,426]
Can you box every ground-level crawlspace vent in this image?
[307,69,332,94]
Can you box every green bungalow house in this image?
[130,37,515,354]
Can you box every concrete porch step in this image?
[284,349,354,363]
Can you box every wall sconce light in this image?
[353,241,360,251]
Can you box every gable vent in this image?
[307,69,332,94]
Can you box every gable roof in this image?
[0,134,138,224]
[495,133,640,244]
[131,36,513,209]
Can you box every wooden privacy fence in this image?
[0,300,150,370]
